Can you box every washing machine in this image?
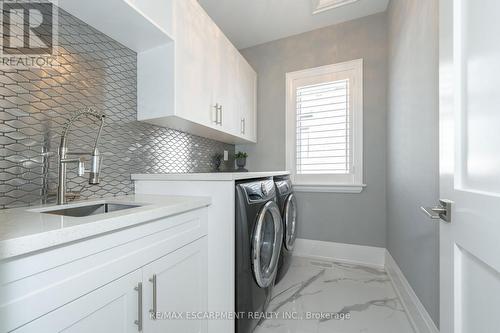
[274,175,297,284]
[235,178,283,333]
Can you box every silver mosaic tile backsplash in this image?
[0,7,235,209]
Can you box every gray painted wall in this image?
[386,0,440,326]
[238,13,388,247]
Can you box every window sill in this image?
[293,184,366,193]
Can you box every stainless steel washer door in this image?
[252,201,283,288]
[284,193,297,251]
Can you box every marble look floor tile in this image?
[255,257,415,333]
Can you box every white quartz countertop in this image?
[131,171,290,181]
[0,194,211,260]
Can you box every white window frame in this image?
[285,59,365,193]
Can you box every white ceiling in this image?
[198,0,389,49]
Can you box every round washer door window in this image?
[284,193,297,251]
[252,201,283,288]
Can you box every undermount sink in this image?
[42,203,141,217]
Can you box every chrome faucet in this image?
[57,108,106,205]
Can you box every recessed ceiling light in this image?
[312,0,361,14]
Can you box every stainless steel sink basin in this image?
[42,203,141,217]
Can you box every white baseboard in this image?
[385,251,439,333]
[293,238,386,267]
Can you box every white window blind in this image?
[286,59,363,192]
[296,79,351,175]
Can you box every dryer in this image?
[274,175,297,284]
[235,178,283,333]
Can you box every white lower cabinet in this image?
[14,270,142,333]
[3,208,208,333]
[143,238,208,333]
[12,238,208,333]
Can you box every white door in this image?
[142,237,208,333]
[13,270,142,333]
[438,0,500,332]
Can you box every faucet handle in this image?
[61,156,86,176]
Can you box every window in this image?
[286,59,364,193]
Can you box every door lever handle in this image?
[420,199,452,223]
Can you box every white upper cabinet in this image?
[237,57,258,142]
[137,0,257,144]
[213,32,239,136]
[52,0,256,144]
[174,0,218,129]
[52,0,173,52]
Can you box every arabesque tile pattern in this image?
[0,5,234,209]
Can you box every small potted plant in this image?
[234,151,248,172]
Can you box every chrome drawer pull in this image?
[134,282,143,331]
[149,274,157,320]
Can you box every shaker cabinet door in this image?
[174,0,217,127]
[237,56,257,142]
[13,270,142,333]
[142,237,208,333]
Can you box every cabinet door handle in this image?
[149,274,157,320]
[213,104,219,125]
[214,104,223,125]
[241,118,246,134]
[134,282,143,331]
[219,105,223,126]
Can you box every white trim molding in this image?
[385,251,439,333]
[294,183,366,193]
[293,238,385,267]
